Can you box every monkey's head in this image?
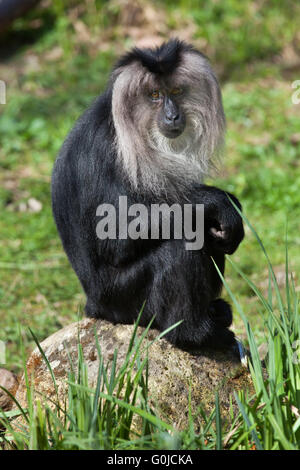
[111,39,225,197]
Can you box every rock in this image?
[15,319,253,430]
[27,197,42,213]
[0,368,18,411]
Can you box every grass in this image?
[0,0,299,449]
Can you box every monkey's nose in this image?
[173,113,180,124]
[165,113,180,126]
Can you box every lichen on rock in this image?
[14,319,253,430]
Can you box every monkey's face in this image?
[148,87,186,139]
[112,41,226,195]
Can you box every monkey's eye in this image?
[150,90,161,100]
[170,88,183,96]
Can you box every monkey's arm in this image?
[95,184,244,267]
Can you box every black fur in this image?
[114,38,200,75]
[51,45,244,352]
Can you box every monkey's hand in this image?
[204,189,244,255]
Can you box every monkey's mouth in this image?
[159,115,186,140]
[162,127,184,139]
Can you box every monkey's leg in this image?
[58,237,109,319]
[209,298,233,327]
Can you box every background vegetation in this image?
[0,0,299,377]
